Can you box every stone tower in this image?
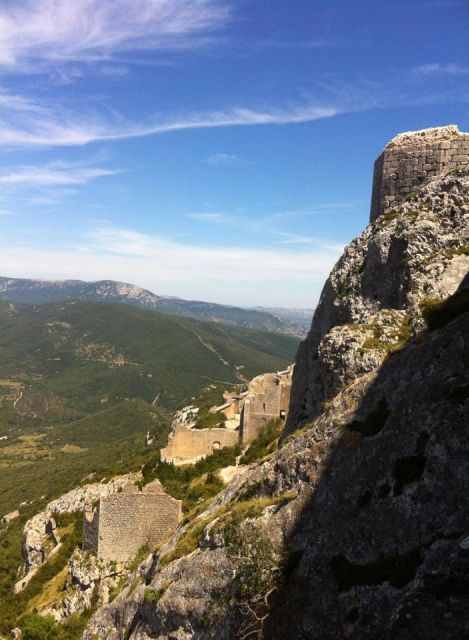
[370,125,469,222]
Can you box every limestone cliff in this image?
[81,129,469,639]
[285,164,469,438]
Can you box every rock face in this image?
[85,311,469,640]
[83,128,469,639]
[285,168,469,438]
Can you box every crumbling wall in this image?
[83,481,181,562]
[160,424,239,465]
[239,368,293,443]
[370,125,469,222]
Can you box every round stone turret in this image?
[370,124,469,222]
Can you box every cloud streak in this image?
[1,64,468,150]
[412,63,469,77]
[204,152,255,165]
[0,0,231,73]
[0,163,118,187]
[0,92,340,148]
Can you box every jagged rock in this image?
[285,171,469,436]
[42,549,129,623]
[85,309,469,639]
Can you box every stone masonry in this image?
[160,366,294,464]
[370,124,469,222]
[160,423,239,466]
[83,480,181,562]
[239,366,293,444]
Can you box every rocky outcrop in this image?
[84,308,469,639]
[15,473,140,592]
[43,548,134,623]
[83,128,469,640]
[285,169,469,437]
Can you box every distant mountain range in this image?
[0,277,310,337]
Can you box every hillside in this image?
[0,300,297,514]
[0,277,305,337]
[0,299,297,424]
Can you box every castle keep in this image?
[161,366,294,464]
[370,125,469,222]
[239,368,293,444]
[83,480,181,562]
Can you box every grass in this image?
[141,444,241,512]
[420,290,469,331]
[239,419,283,464]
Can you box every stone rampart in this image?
[239,367,293,443]
[370,125,469,222]
[160,424,239,465]
[83,480,181,562]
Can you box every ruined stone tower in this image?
[83,479,181,562]
[370,124,469,222]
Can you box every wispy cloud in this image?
[0,224,342,306]
[0,62,467,149]
[0,159,119,210]
[0,92,340,147]
[186,212,228,221]
[204,152,255,165]
[0,0,231,74]
[0,163,118,187]
[412,63,469,77]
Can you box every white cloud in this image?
[0,163,118,187]
[204,152,254,165]
[0,0,231,73]
[0,91,340,148]
[412,63,469,77]
[0,225,343,306]
[0,64,466,149]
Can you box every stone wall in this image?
[83,480,181,562]
[239,367,293,443]
[370,125,469,222]
[160,424,239,465]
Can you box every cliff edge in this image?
[285,125,469,438]
[84,128,469,639]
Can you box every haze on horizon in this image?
[0,0,468,307]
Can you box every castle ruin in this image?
[370,125,469,222]
[82,479,181,562]
[161,366,294,464]
[239,367,293,444]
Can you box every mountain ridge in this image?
[0,277,306,337]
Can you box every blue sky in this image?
[0,0,468,307]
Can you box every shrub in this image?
[143,587,158,604]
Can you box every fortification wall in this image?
[370,125,469,222]
[83,482,181,562]
[239,368,293,444]
[160,424,239,464]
